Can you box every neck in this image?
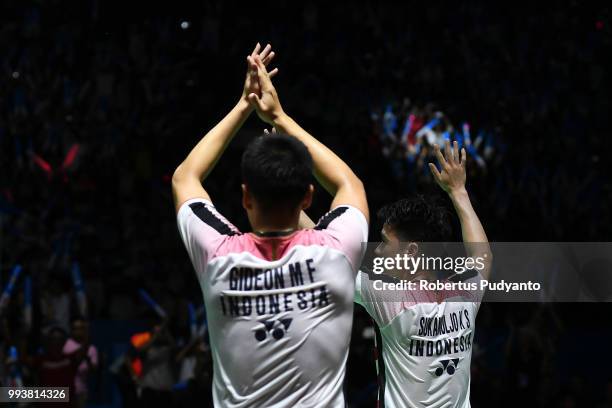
[249,212,300,233]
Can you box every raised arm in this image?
[247,56,369,223]
[172,44,278,212]
[429,140,492,278]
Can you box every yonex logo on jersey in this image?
[254,318,293,342]
[434,358,460,376]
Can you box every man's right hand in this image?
[242,43,278,106]
[430,141,491,278]
[247,55,285,125]
[429,140,467,196]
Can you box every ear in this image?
[241,184,252,210]
[300,184,315,210]
[407,242,419,257]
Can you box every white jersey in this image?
[177,198,368,407]
[355,270,483,408]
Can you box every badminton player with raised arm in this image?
[172,44,369,407]
[300,140,491,407]
[356,141,492,407]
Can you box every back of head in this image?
[377,195,452,242]
[241,133,313,212]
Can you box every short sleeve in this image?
[314,205,369,272]
[176,198,240,274]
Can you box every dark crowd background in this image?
[1,0,611,407]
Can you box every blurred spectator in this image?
[128,322,175,407]
[26,326,89,406]
[63,316,98,408]
[174,337,213,407]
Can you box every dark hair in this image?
[241,133,313,211]
[377,195,452,241]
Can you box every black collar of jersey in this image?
[252,229,296,238]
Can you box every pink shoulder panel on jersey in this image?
[211,206,368,270]
[178,199,368,270]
